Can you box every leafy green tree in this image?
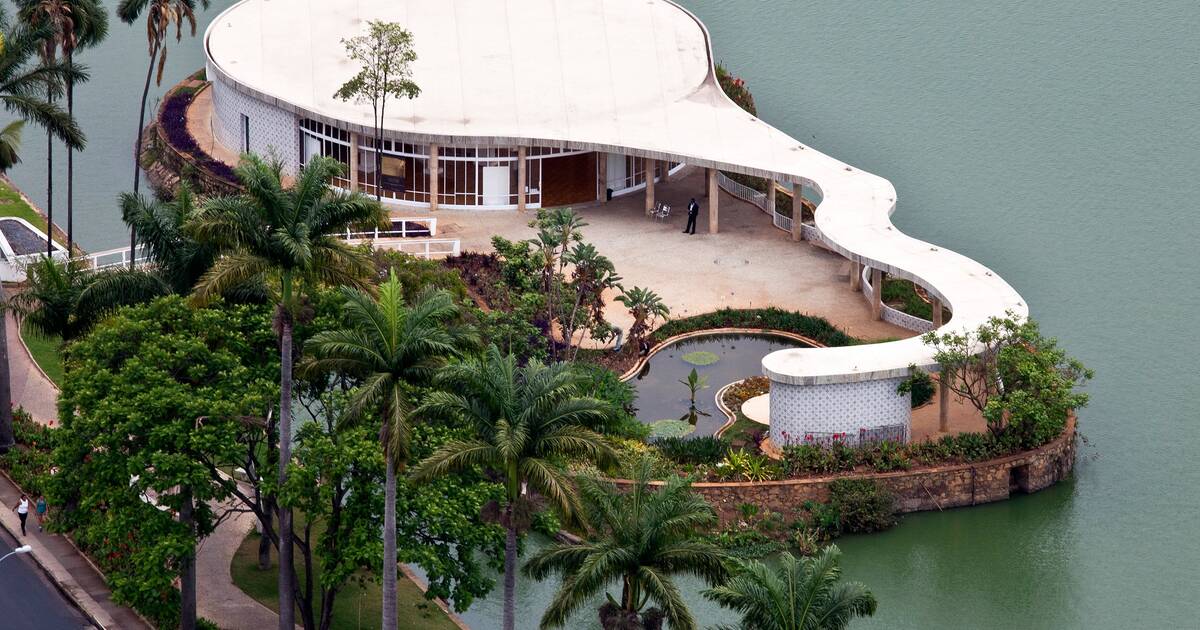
[411,346,616,630]
[923,314,1091,448]
[0,119,23,172]
[301,270,475,630]
[190,153,383,630]
[49,296,277,629]
[561,241,621,360]
[704,546,877,630]
[333,20,419,201]
[524,458,728,629]
[616,286,669,351]
[117,0,209,256]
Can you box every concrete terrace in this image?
[427,167,912,343]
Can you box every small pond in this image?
[630,333,809,438]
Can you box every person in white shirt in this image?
[13,494,30,536]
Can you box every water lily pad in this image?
[681,350,719,366]
[650,419,696,439]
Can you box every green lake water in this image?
[7,1,1197,627]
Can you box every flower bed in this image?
[157,89,238,185]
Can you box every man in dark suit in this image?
[683,197,699,234]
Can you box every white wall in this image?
[768,376,911,446]
[208,65,301,175]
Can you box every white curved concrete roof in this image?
[205,0,1027,385]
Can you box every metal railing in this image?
[79,245,153,271]
[776,423,909,448]
[343,217,437,240]
[716,172,769,211]
[384,238,461,258]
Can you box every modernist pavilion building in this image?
[203,0,1026,444]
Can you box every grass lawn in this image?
[18,326,63,386]
[881,277,933,320]
[231,530,459,630]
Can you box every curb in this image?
[617,326,827,382]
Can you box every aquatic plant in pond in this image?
[651,419,696,439]
[632,333,807,437]
[682,350,720,366]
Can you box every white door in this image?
[606,153,626,190]
[482,166,511,206]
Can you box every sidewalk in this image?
[5,309,60,424]
[0,472,151,629]
[196,500,293,630]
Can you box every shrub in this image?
[827,479,897,534]
[653,308,855,348]
[723,376,769,410]
[897,368,936,408]
[654,436,730,466]
[861,441,912,472]
[650,419,695,440]
[718,449,779,482]
[781,442,858,475]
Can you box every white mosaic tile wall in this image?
[208,67,301,175]
[860,265,937,334]
[768,376,911,446]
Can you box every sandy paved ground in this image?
[4,309,58,425]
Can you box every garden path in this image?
[5,309,58,425]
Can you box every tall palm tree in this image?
[190,154,383,630]
[0,20,85,149]
[524,458,729,630]
[703,547,878,630]
[117,0,208,263]
[300,271,474,630]
[615,286,669,352]
[0,119,23,171]
[411,347,616,630]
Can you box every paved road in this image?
[0,527,93,629]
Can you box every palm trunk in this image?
[66,53,75,254]
[503,514,518,630]
[179,485,197,630]
[45,87,54,256]
[259,414,278,570]
[277,308,296,630]
[0,284,14,454]
[131,41,159,265]
[381,456,397,630]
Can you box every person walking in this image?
[35,496,47,532]
[13,494,30,536]
[683,197,699,234]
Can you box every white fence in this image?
[716,172,804,236]
[343,217,437,241]
[80,245,154,271]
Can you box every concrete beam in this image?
[517,146,527,211]
[870,267,883,319]
[791,183,803,242]
[645,159,656,214]
[706,167,719,233]
[428,143,439,211]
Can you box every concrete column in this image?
[428,143,439,211]
[766,178,777,219]
[349,132,360,192]
[932,297,944,327]
[850,260,862,291]
[517,146,527,211]
[645,159,656,214]
[939,369,951,433]
[706,167,719,233]
[597,153,608,202]
[790,182,803,242]
[661,160,671,182]
[870,267,883,319]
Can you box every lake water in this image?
[8,1,1197,627]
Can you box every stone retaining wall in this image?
[616,419,1075,527]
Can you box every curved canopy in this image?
[205,0,1028,384]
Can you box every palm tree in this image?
[0,119,23,171]
[17,0,105,253]
[20,0,72,254]
[523,458,728,630]
[0,20,85,149]
[615,286,669,353]
[411,347,616,630]
[703,546,878,630]
[300,271,474,630]
[117,0,208,262]
[10,254,91,340]
[190,153,383,630]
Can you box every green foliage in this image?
[897,367,937,408]
[615,285,669,348]
[370,248,468,304]
[717,449,779,482]
[782,441,859,475]
[681,350,719,366]
[923,314,1091,449]
[704,547,877,630]
[654,436,730,466]
[802,479,897,537]
[530,509,562,538]
[881,277,933,320]
[49,296,277,627]
[715,62,757,116]
[653,307,855,348]
[704,528,783,560]
[650,419,695,439]
[573,362,648,440]
[334,20,420,114]
[523,458,729,630]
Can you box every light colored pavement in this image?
[422,167,911,344]
[196,501,291,630]
[5,309,59,425]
